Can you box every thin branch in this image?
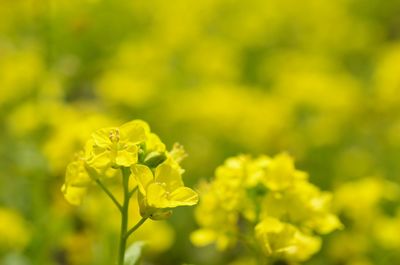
[125,217,148,240]
[95,178,122,211]
[128,186,138,199]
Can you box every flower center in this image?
[109,128,120,143]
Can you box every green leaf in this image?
[124,241,146,265]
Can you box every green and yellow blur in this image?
[1,0,400,264]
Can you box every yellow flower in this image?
[61,120,151,205]
[61,185,88,206]
[261,152,307,191]
[191,228,233,251]
[133,159,198,220]
[260,181,343,234]
[64,153,92,187]
[192,153,340,262]
[0,208,31,251]
[61,153,92,205]
[191,182,239,250]
[327,178,400,264]
[334,177,399,221]
[61,119,197,216]
[255,217,296,256]
[255,217,321,262]
[145,133,166,154]
[87,120,149,168]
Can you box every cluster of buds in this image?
[191,153,342,263]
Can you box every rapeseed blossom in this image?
[326,177,400,265]
[134,158,198,220]
[61,120,198,265]
[2,0,400,264]
[62,119,198,217]
[192,153,342,263]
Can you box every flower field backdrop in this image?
[1,0,400,264]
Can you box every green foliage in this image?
[124,241,145,265]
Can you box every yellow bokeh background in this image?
[1,0,400,264]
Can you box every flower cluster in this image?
[191,153,342,262]
[61,120,198,220]
[327,177,400,265]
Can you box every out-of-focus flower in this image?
[61,152,92,205]
[260,152,307,191]
[326,177,400,265]
[255,217,321,261]
[0,208,31,251]
[192,153,341,262]
[62,231,94,265]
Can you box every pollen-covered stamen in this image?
[109,128,120,143]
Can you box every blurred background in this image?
[1,0,400,264]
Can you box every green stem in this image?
[96,167,146,265]
[117,168,147,265]
[95,178,122,212]
[128,186,138,199]
[125,217,148,240]
[118,167,131,265]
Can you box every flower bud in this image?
[143,151,167,168]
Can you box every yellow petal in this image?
[147,184,198,209]
[155,160,184,191]
[83,139,96,160]
[131,164,154,195]
[262,152,304,191]
[62,185,87,206]
[87,150,111,169]
[120,120,149,144]
[169,187,199,207]
[129,175,138,191]
[91,127,114,148]
[116,146,138,167]
[312,214,343,234]
[65,160,91,187]
[255,217,286,255]
[291,231,321,261]
[146,133,166,153]
[146,183,170,208]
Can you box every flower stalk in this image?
[116,167,148,265]
[117,167,131,265]
[62,120,198,264]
